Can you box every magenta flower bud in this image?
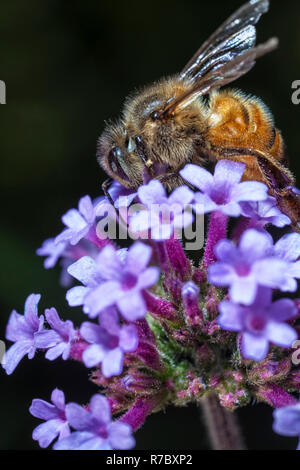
[192,268,206,285]
[219,390,248,411]
[196,344,215,365]
[285,369,300,391]
[186,378,205,399]
[165,238,191,281]
[248,358,291,385]
[120,397,158,432]
[143,291,177,322]
[121,370,161,395]
[256,384,297,408]
[69,337,88,362]
[182,281,203,326]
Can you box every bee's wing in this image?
[181,0,270,81]
[162,37,278,116]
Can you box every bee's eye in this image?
[150,111,160,121]
[112,146,123,159]
[109,147,123,173]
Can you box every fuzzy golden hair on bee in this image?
[97,0,300,227]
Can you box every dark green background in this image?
[0,0,299,450]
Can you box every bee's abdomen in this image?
[206,89,285,163]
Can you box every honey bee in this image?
[98,0,300,227]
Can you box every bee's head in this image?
[97,121,145,189]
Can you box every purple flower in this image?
[67,242,160,320]
[218,287,297,361]
[55,195,96,246]
[273,233,300,291]
[35,308,75,361]
[80,308,138,377]
[180,160,268,216]
[240,197,291,228]
[208,229,290,305]
[36,238,68,269]
[129,180,194,240]
[53,394,135,450]
[3,294,44,375]
[30,388,70,448]
[273,403,300,450]
[107,180,137,209]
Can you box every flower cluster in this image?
[3,160,300,450]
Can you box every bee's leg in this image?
[158,172,193,192]
[135,136,156,183]
[101,178,115,206]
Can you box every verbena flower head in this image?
[30,389,70,448]
[5,158,300,450]
[180,160,268,216]
[240,197,291,228]
[208,229,294,305]
[67,242,159,320]
[273,403,300,450]
[4,294,44,375]
[53,394,135,450]
[129,179,194,240]
[80,308,138,377]
[55,195,96,246]
[35,308,75,361]
[218,287,298,361]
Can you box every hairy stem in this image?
[201,394,245,450]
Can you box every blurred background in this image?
[0,0,299,450]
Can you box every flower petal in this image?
[168,186,194,205]
[218,301,243,331]
[126,242,152,274]
[51,389,66,411]
[208,263,235,286]
[108,422,135,450]
[180,164,213,192]
[79,195,94,224]
[138,180,166,205]
[270,298,297,322]
[30,399,59,421]
[229,278,257,305]
[84,281,123,318]
[239,229,273,260]
[67,257,99,286]
[90,394,111,424]
[214,160,245,185]
[45,343,68,361]
[266,321,297,348]
[66,286,90,307]
[24,294,41,331]
[117,292,146,321]
[137,267,160,289]
[233,181,268,202]
[3,340,33,375]
[33,419,65,448]
[274,233,300,262]
[53,432,109,450]
[119,325,138,352]
[242,332,269,361]
[96,245,122,280]
[65,403,93,431]
[82,344,106,368]
[102,348,123,378]
[62,209,86,231]
[273,404,300,437]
